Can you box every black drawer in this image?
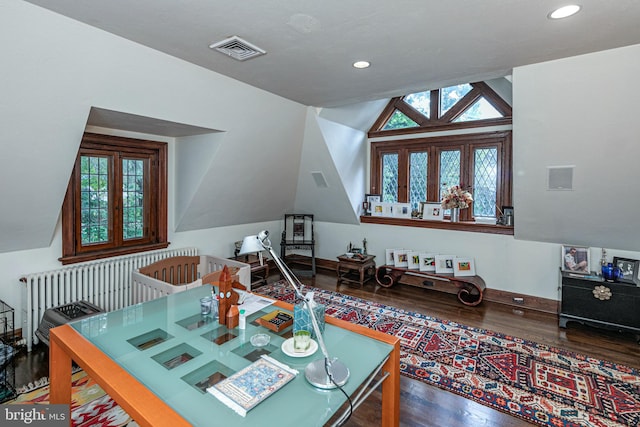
[560,275,640,333]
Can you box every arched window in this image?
[368,81,512,226]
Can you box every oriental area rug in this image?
[8,370,136,427]
[7,283,639,427]
[257,281,640,427]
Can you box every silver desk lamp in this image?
[240,230,350,389]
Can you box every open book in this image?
[207,355,298,416]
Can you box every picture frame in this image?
[561,245,590,274]
[393,203,411,218]
[363,194,381,215]
[500,205,514,226]
[371,202,389,217]
[386,248,401,266]
[393,249,409,268]
[612,257,640,285]
[407,251,421,270]
[454,257,476,277]
[435,254,455,274]
[420,202,443,221]
[418,253,436,272]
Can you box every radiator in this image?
[20,247,198,351]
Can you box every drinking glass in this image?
[293,330,311,352]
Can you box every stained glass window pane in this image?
[80,155,109,245]
[404,91,430,118]
[381,153,398,203]
[473,148,498,217]
[440,84,472,116]
[439,151,461,214]
[454,97,502,122]
[409,152,427,212]
[382,111,419,130]
[122,158,145,240]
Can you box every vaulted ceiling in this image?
[24,0,640,107]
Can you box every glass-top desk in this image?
[49,285,400,426]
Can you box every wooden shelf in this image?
[360,215,513,235]
[375,265,486,306]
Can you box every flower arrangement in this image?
[440,185,473,209]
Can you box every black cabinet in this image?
[559,272,640,337]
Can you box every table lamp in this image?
[239,230,350,389]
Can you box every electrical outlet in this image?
[512,297,524,304]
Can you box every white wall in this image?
[0,0,307,254]
[0,0,304,327]
[307,45,640,303]
[513,44,640,251]
[313,221,640,302]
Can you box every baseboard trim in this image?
[483,289,559,314]
[281,255,559,314]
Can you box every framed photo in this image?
[420,202,443,221]
[393,249,409,268]
[501,205,514,226]
[612,257,640,285]
[418,253,436,272]
[371,202,391,217]
[454,257,476,277]
[393,203,411,218]
[407,251,421,270]
[386,248,401,265]
[363,194,381,215]
[435,254,455,274]
[561,245,590,274]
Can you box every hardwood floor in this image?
[289,267,640,427]
[12,268,638,426]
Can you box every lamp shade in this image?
[239,235,263,255]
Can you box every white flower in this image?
[440,185,473,209]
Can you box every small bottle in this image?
[239,309,246,329]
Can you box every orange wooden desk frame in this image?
[50,299,400,427]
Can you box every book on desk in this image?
[207,355,298,416]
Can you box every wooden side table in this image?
[231,254,270,289]
[336,254,376,287]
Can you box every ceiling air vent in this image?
[209,36,266,61]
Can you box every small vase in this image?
[601,263,614,281]
[450,207,460,222]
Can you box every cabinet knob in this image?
[592,285,612,301]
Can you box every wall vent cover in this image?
[547,165,574,190]
[311,171,329,188]
[209,36,266,61]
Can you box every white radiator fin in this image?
[20,247,198,351]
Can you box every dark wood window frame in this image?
[368,81,512,138]
[60,132,169,264]
[366,81,513,235]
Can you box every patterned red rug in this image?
[256,281,640,427]
[8,370,134,426]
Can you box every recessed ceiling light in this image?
[548,5,581,19]
[353,61,370,69]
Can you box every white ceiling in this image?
[24,0,640,107]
